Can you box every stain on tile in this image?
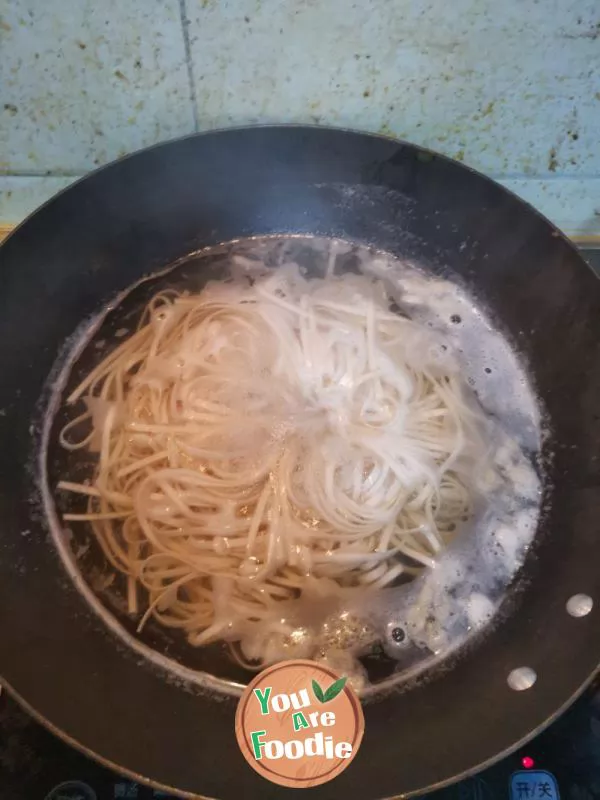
[184,0,599,179]
[0,0,195,172]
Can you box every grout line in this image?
[2,169,600,182]
[178,0,200,132]
[490,173,600,182]
[0,170,83,179]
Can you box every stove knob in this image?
[44,780,97,800]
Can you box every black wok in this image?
[1,126,600,799]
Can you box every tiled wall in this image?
[1,0,599,236]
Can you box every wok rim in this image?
[1,124,600,799]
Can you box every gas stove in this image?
[1,246,598,800]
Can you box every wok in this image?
[0,125,600,799]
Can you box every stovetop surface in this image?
[1,247,598,800]
[2,674,600,800]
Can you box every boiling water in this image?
[224,238,541,691]
[40,235,542,695]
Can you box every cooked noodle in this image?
[58,259,488,667]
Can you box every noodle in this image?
[58,259,488,668]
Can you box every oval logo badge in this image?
[235,659,364,788]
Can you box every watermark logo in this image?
[235,659,364,788]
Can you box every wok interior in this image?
[46,234,542,691]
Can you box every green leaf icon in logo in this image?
[312,679,326,703]
[312,676,347,703]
